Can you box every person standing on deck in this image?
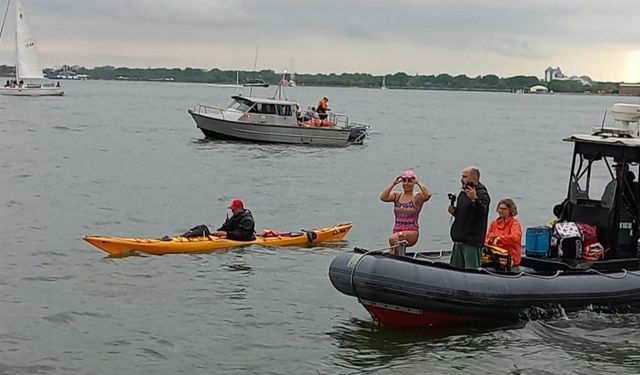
[316,97,330,119]
[448,166,491,269]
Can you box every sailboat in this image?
[0,0,63,96]
[381,75,387,90]
[280,70,296,87]
[243,46,269,89]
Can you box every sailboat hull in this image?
[0,87,64,96]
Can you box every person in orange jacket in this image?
[485,198,523,266]
[316,97,330,119]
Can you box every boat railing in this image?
[193,104,227,119]
[330,113,350,128]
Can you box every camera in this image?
[447,193,457,206]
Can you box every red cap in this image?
[228,199,244,210]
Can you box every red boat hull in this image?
[362,301,497,328]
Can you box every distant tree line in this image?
[0,64,623,93]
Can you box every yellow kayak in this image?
[83,222,352,257]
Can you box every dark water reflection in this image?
[2,81,640,374]
[328,318,528,373]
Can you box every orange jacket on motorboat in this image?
[317,98,329,112]
[485,216,523,266]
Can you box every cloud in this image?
[1,0,637,81]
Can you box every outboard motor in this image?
[348,125,368,144]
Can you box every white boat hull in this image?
[0,86,64,96]
[189,110,365,146]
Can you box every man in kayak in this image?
[448,166,491,269]
[212,199,256,241]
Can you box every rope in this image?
[479,268,526,278]
[519,270,563,279]
[480,268,563,279]
[585,268,629,279]
[348,246,396,300]
[0,0,10,41]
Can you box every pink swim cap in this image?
[401,169,416,178]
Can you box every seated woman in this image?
[379,169,432,255]
[485,198,523,266]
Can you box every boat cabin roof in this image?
[564,134,640,148]
[231,95,296,106]
[564,133,640,162]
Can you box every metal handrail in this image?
[330,113,349,128]
[193,104,227,119]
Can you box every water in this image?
[1,80,640,374]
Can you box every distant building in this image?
[529,85,549,94]
[545,67,565,82]
[620,83,640,96]
[544,66,593,86]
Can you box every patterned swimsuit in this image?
[393,197,420,233]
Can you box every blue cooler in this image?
[525,226,550,257]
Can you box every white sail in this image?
[15,0,44,79]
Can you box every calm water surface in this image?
[1,80,640,374]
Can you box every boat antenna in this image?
[600,109,607,132]
[0,0,10,41]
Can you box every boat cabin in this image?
[227,95,298,126]
[561,104,640,260]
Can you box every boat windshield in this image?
[569,154,638,209]
[228,98,253,112]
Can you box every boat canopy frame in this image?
[563,137,640,259]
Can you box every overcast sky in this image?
[1,0,638,82]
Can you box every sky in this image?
[0,0,639,82]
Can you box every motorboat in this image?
[188,91,370,146]
[329,103,640,328]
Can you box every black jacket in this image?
[450,182,491,247]
[217,209,256,241]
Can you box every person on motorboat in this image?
[316,97,330,119]
[448,166,491,269]
[212,199,256,241]
[601,163,624,208]
[485,198,523,267]
[600,162,637,209]
[380,169,432,255]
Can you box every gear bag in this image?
[181,224,210,238]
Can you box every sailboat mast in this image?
[14,0,18,80]
[249,46,260,98]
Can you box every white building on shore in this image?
[544,67,593,86]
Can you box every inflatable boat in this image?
[329,248,640,328]
[329,103,640,328]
